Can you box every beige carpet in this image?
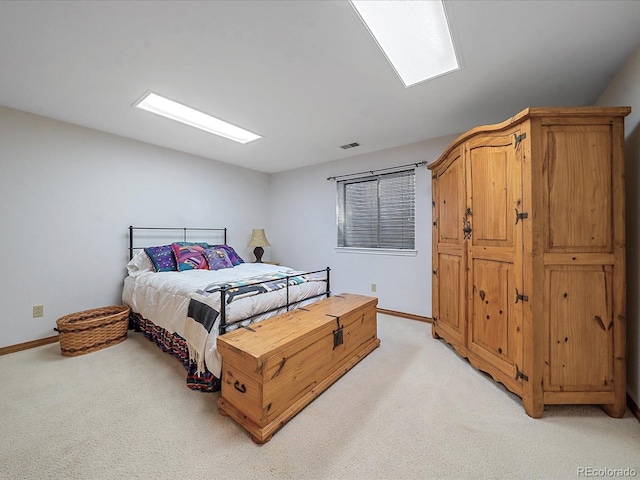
[0,314,638,480]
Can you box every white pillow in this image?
[126,250,154,277]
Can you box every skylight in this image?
[350,0,459,88]
[133,92,261,144]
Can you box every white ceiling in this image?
[1,1,639,174]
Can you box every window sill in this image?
[335,247,417,257]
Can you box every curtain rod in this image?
[326,161,428,181]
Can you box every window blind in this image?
[337,169,415,249]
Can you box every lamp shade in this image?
[248,229,271,247]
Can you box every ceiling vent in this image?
[340,142,361,150]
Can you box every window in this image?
[337,169,415,250]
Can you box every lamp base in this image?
[253,246,264,263]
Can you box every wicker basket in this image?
[55,305,130,357]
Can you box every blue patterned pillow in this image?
[171,243,208,271]
[203,248,233,271]
[144,245,177,272]
[177,241,210,248]
[212,244,244,266]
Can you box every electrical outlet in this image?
[371,283,377,293]
[32,305,44,318]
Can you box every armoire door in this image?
[541,123,616,398]
[432,147,466,346]
[465,132,524,381]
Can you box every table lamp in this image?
[248,228,271,263]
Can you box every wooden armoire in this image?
[429,107,630,418]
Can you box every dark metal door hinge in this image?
[515,365,529,382]
[432,316,438,325]
[515,210,529,224]
[515,288,529,303]
[514,132,527,149]
[433,220,437,227]
[432,269,437,276]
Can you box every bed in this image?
[122,226,331,392]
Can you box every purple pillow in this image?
[144,245,177,272]
[212,244,244,266]
[203,248,233,271]
[171,243,208,271]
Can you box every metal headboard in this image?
[128,226,228,260]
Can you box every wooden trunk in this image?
[429,107,630,418]
[217,293,379,443]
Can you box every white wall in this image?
[0,106,269,348]
[268,136,457,316]
[596,43,640,406]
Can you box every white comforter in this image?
[122,251,327,376]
